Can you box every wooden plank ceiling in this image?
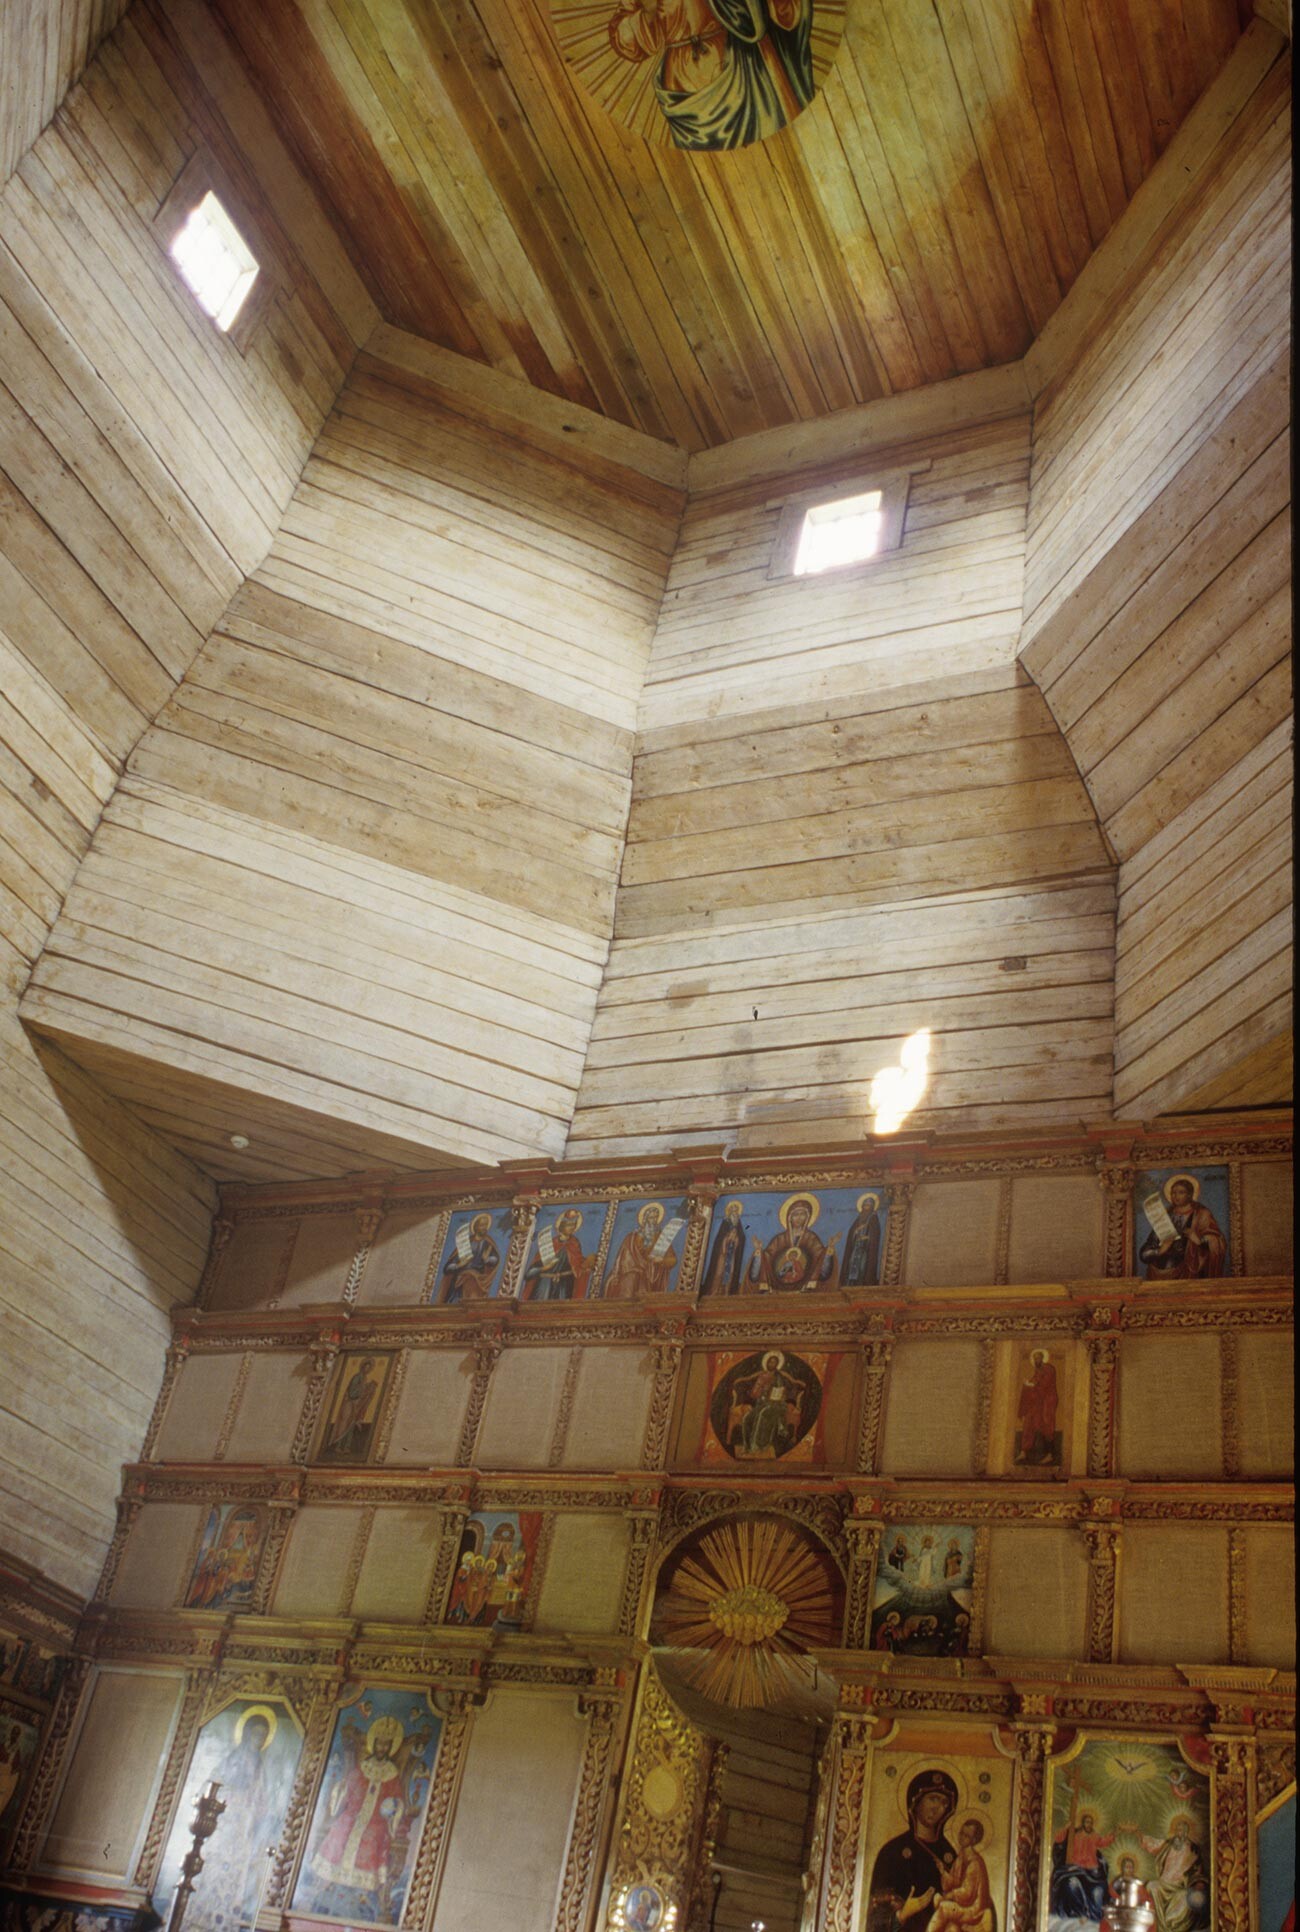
[204,0,1246,449]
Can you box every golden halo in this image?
[856,1192,880,1213]
[760,1350,786,1372]
[234,1703,278,1749]
[954,1810,987,1842]
[724,1200,744,1218]
[778,1192,819,1230]
[470,1212,491,1234]
[1163,1173,1201,1203]
[366,1715,404,1757]
[893,1761,967,1828]
[556,1208,583,1231]
[638,1202,665,1227]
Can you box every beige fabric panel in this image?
[1241,1526,1296,1667]
[42,1667,184,1878]
[225,1352,311,1463]
[110,1504,203,1611]
[1242,1160,1294,1275]
[350,1506,440,1621]
[1006,1175,1104,1282]
[1235,1331,1294,1477]
[435,1690,586,1932]
[533,1513,629,1635]
[279,1212,358,1305]
[561,1346,654,1470]
[985,1526,1089,1659]
[475,1348,572,1469]
[1116,1334,1222,1478]
[905,1180,1002,1288]
[358,1211,441,1304]
[1119,1525,1229,1665]
[152,1353,245,1463]
[880,1339,981,1476]
[207,1217,298,1312]
[385,1350,469,1464]
[273,1506,366,1617]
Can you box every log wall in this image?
[1021,44,1292,1118]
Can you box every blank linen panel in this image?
[152,1353,245,1462]
[985,1527,1088,1660]
[386,1351,468,1464]
[1242,1527,1296,1667]
[880,1340,981,1476]
[1242,1161,1294,1274]
[533,1515,628,1635]
[475,1349,572,1468]
[358,1211,441,1304]
[1007,1175,1104,1282]
[41,1667,183,1878]
[561,1348,653,1469]
[110,1504,202,1610]
[224,1353,310,1462]
[1235,1332,1294,1476]
[435,1691,587,1932]
[278,1212,358,1304]
[1117,1334,1222,1478]
[1120,1526,1228,1665]
[206,1217,297,1311]
[350,1507,439,1620]
[905,1181,1001,1287]
[273,1507,366,1616]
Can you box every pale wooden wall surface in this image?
[0,0,129,185]
[23,337,683,1180]
[569,415,1115,1159]
[1021,51,1292,1118]
[0,3,368,1595]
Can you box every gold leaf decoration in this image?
[653,1516,837,1709]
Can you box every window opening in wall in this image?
[169,191,259,331]
[792,488,884,575]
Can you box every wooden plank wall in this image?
[0,4,371,1596]
[24,333,684,1181]
[568,414,1116,1159]
[1020,48,1292,1119]
[1,0,128,186]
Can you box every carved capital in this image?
[290,1337,341,1465]
[456,1332,505,1466]
[843,1519,882,1650]
[343,1205,385,1305]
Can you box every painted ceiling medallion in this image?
[549,0,848,151]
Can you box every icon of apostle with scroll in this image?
[523,1208,594,1301]
[747,1193,838,1292]
[437,1212,501,1304]
[604,1201,684,1298]
[606,0,815,151]
[1138,1173,1227,1281]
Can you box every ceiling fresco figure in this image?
[607,0,814,149]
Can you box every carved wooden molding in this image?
[371,1345,409,1465]
[820,1714,871,1932]
[854,1335,892,1475]
[642,1328,685,1470]
[1208,1730,1255,1932]
[195,1216,235,1312]
[1085,1326,1118,1478]
[90,1494,143,1606]
[881,1180,914,1290]
[289,1335,341,1465]
[133,1668,212,1889]
[212,1351,253,1461]
[265,1680,340,1910]
[1221,1328,1241,1479]
[842,1518,881,1649]
[6,1654,91,1874]
[1009,1725,1051,1932]
[423,1503,472,1626]
[617,1511,660,1639]
[400,1695,477,1928]
[1081,1520,1121,1663]
[343,1205,386,1307]
[554,1682,624,1932]
[454,1332,504,1466]
[549,1348,584,1467]
[140,1342,191,1462]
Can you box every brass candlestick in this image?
[1106,1878,1155,1931]
[166,1781,226,1932]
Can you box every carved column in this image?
[7,1654,92,1874]
[1208,1730,1254,1932]
[91,1488,143,1604]
[196,1214,235,1310]
[499,1199,538,1299]
[1227,1156,1245,1275]
[1081,1518,1121,1663]
[140,1339,191,1459]
[1009,1724,1052,1932]
[685,1738,729,1932]
[679,1186,717,1298]
[854,1332,892,1475]
[265,1681,342,1911]
[343,1203,385,1306]
[1098,1166,1133,1278]
[973,1335,996,1476]
[1084,1307,1120,1479]
[1220,1328,1240,1479]
[843,1516,883,1649]
[455,1333,503,1466]
[880,1181,915,1291]
[290,1331,342,1464]
[372,1346,409,1464]
[212,1352,253,1460]
[617,1504,661,1638]
[401,1691,478,1929]
[993,1175,1013,1284]
[424,1498,473,1623]
[1227,1526,1247,1663]
[549,1347,584,1467]
[555,1679,624,1932]
[251,1500,298,1616]
[641,1325,685,1470]
[820,1710,871,1932]
[134,1669,213,1887]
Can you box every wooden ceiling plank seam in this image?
[310,0,554,390]
[1080,0,1159,197]
[1031,0,1127,242]
[70,51,172,220]
[1121,0,1185,149]
[820,48,955,384]
[103,17,192,183]
[983,0,1099,287]
[846,7,991,371]
[880,0,1031,360]
[738,143,859,414]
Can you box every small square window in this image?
[169,191,259,332]
[793,489,884,576]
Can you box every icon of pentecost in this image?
[650,1516,841,1709]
